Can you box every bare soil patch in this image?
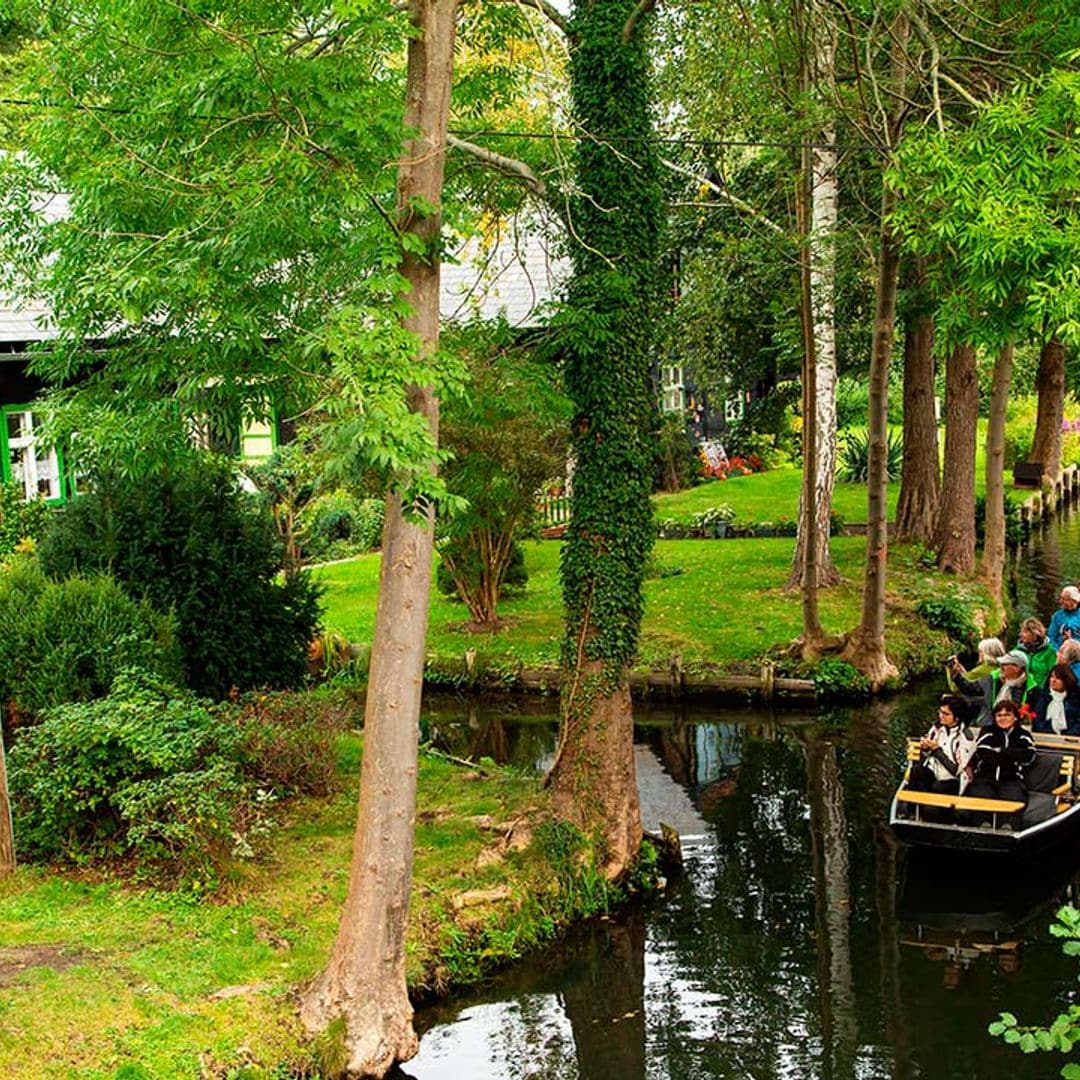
[0,945,86,987]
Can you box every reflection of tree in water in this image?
[647,735,825,1079]
[801,728,858,1080]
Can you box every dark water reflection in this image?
[405,680,1080,1080]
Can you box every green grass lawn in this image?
[651,463,896,524]
[0,740,570,1079]
[652,426,1013,527]
[315,536,990,679]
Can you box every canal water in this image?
[398,511,1080,1080]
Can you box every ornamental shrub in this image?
[7,671,350,877]
[0,481,50,558]
[835,428,904,483]
[39,456,321,698]
[296,487,384,561]
[0,555,180,722]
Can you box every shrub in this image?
[39,456,322,699]
[7,671,350,878]
[915,596,978,645]
[436,541,528,603]
[835,428,903,483]
[297,488,384,562]
[0,555,180,722]
[0,481,50,559]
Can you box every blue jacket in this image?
[1048,608,1080,649]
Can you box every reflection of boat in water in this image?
[889,733,1080,857]
[897,848,1080,983]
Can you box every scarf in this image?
[995,673,1026,706]
[1048,689,1068,735]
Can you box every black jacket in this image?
[970,723,1037,784]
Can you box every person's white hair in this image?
[1063,586,1080,603]
[978,637,1006,663]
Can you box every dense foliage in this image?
[0,554,180,722]
[7,669,353,879]
[0,481,49,558]
[39,457,321,698]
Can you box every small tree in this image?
[438,325,568,629]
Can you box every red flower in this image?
[1019,702,1036,722]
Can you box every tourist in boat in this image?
[948,650,1037,727]
[1048,587,1080,649]
[904,695,976,820]
[961,700,1036,828]
[946,637,1004,715]
[1018,617,1058,686]
[1029,663,1080,736]
[1059,638,1080,682]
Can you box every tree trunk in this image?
[935,342,978,574]
[840,13,907,688]
[0,718,14,876]
[298,2,457,1074]
[894,263,939,544]
[1031,335,1065,491]
[547,661,642,879]
[982,341,1014,613]
[788,0,839,591]
[546,0,661,880]
[793,132,828,650]
[804,734,857,1078]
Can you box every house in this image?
[0,208,756,502]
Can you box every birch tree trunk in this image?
[788,0,839,590]
[982,341,1014,613]
[935,343,978,574]
[1031,335,1065,493]
[0,718,14,876]
[299,3,458,1073]
[894,261,939,544]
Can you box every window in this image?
[660,364,685,413]
[2,407,64,502]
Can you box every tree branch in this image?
[446,134,547,196]
[621,0,658,44]
[487,0,568,35]
[660,155,784,235]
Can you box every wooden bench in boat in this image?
[895,790,1026,814]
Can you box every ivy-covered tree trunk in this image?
[982,341,1014,613]
[298,2,457,1074]
[935,343,978,574]
[1031,335,1065,492]
[895,261,939,544]
[545,0,663,880]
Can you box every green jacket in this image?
[1022,640,1057,687]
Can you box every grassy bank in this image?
[314,537,994,689]
[0,736,625,1079]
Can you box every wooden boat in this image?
[888,732,1080,857]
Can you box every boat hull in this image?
[889,797,1080,859]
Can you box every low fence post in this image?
[0,716,14,875]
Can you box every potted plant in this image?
[756,520,776,538]
[691,503,736,538]
[657,516,686,539]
